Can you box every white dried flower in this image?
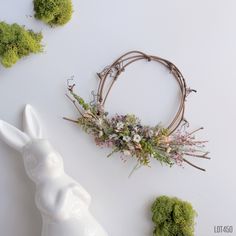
[148,129,154,137]
[98,131,103,137]
[116,121,124,130]
[127,143,135,150]
[131,131,136,136]
[123,136,131,142]
[155,129,160,136]
[133,134,141,143]
[109,134,118,140]
[123,150,131,156]
[83,110,93,118]
[96,118,103,126]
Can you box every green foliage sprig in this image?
[151,196,197,236]
[0,22,43,68]
[34,0,73,26]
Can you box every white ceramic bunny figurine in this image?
[0,105,108,236]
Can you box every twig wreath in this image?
[64,51,210,172]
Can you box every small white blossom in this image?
[83,110,93,118]
[155,129,160,136]
[123,136,131,142]
[95,118,103,126]
[98,131,103,137]
[148,130,154,137]
[109,134,118,140]
[127,143,135,151]
[97,104,104,113]
[133,134,141,143]
[123,150,131,156]
[116,121,124,130]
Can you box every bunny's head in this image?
[0,105,64,183]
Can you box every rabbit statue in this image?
[0,105,108,236]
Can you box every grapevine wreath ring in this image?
[65,51,210,172]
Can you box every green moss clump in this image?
[0,22,43,68]
[151,196,197,236]
[34,0,73,26]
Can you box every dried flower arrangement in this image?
[34,0,73,26]
[151,196,197,236]
[0,22,43,68]
[65,51,210,172]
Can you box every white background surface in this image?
[0,0,235,235]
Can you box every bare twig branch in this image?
[183,158,206,171]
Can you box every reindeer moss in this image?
[151,196,197,236]
[34,0,73,26]
[0,22,43,68]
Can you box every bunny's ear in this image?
[23,104,44,139]
[0,120,31,152]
